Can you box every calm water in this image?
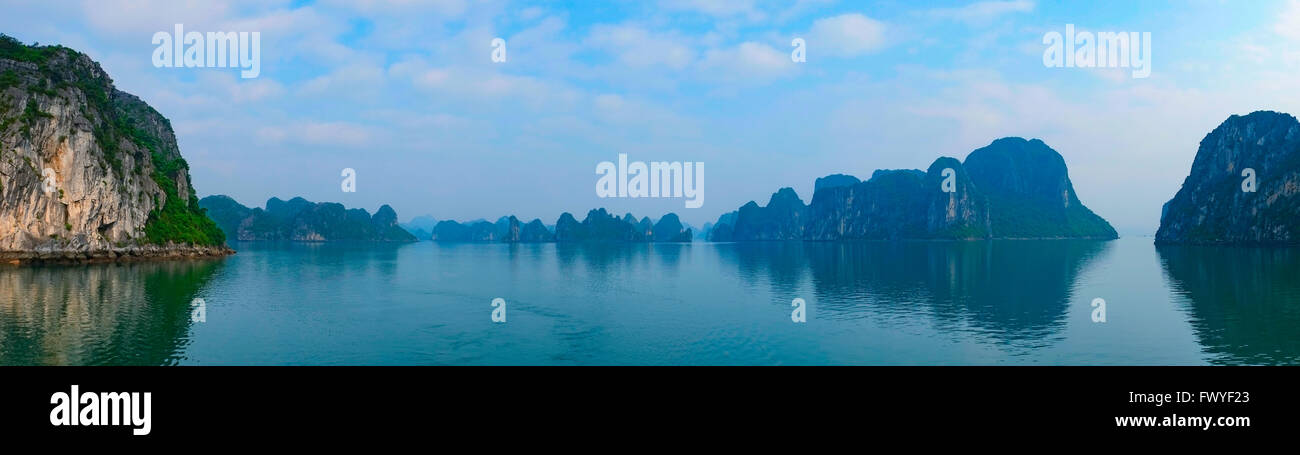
[2,237,1298,365]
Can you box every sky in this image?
[4,0,1300,234]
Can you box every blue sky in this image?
[4,0,1300,233]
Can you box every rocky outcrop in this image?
[813,173,860,192]
[518,218,555,242]
[923,157,990,239]
[400,215,437,240]
[554,212,584,241]
[198,195,417,242]
[721,188,808,241]
[431,219,497,242]
[567,208,648,242]
[709,137,1115,241]
[1156,111,1300,244]
[964,138,1113,239]
[652,213,693,242]
[0,35,230,263]
[706,211,738,241]
[430,209,691,243]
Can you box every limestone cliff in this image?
[0,35,229,263]
[710,137,1115,241]
[199,195,418,243]
[1157,111,1300,244]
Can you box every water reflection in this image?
[0,259,225,365]
[1157,244,1300,365]
[720,240,1109,347]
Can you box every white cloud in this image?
[698,41,798,84]
[1276,0,1300,41]
[256,121,374,147]
[299,63,386,96]
[586,24,695,69]
[805,13,888,58]
[660,0,762,20]
[927,0,1034,25]
[390,55,581,109]
[318,0,469,17]
[80,0,242,35]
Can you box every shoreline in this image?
[0,244,235,266]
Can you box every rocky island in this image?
[1156,111,1300,244]
[431,209,693,243]
[709,137,1117,241]
[0,35,230,264]
[199,195,417,243]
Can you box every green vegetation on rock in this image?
[144,152,226,246]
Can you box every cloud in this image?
[698,41,797,84]
[926,0,1034,25]
[585,24,695,69]
[390,56,582,110]
[659,0,762,20]
[774,0,837,23]
[1276,0,1300,41]
[805,13,888,58]
[317,0,469,17]
[299,63,386,96]
[256,121,374,146]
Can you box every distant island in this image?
[1157,111,1300,244]
[199,195,416,243]
[428,209,692,243]
[709,137,1118,241]
[0,35,229,264]
[400,215,438,240]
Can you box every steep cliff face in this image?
[652,213,692,242]
[965,138,1115,239]
[923,157,990,239]
[198,195,417,242]
[706,211,737,241]
[555,212,584,241]
[805,170,925,240]
[400,215,437,240]
[0,36,228,262]
[726,187,808,241]
[813,173,860,192]
[711,138,1115,241]
[518,218,555,242]
[1157,111,1300,244]
[432,219,497,241]
[432,209,692,243]
[569,208,648,242]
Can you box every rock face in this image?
[430,209,692,243]
[710,137,1115,241]
[724,188,808,241]
[706,211,738,241]
[652,213,693,242]
[0,36,229,262]
[1157,111,1300,244]
[964,138,1113,239]
[923,157,991,239]
[569,208,648,242]
[198,195,417,242]
[431,219,499,242]
[518,218,555,242]
[813,173,860,192]
[554,212,584,241]
[400,215,437,240]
